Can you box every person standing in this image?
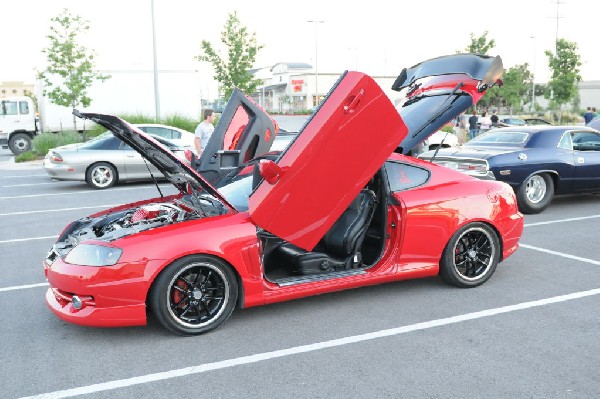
[468,110,479,140]
[490,110,499,127]
[194,109,215,156]
[583,107,595,124]
[479,112,492,133]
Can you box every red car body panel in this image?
[249,72,407,251]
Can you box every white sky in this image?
[2,0,598,99]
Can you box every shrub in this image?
[32,131,83,156]
[14,151,38,163]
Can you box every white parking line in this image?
[524,214,600,227]
[0,174,48,179]
[1,182,62,188]
[520,244,600,265]
[0,185,171,200]
[0,204,118,217]
[19,287,600,399]
[0,236,57,244]
[0,283,48,293]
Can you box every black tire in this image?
[8,133,32,155]
[516,173,554,214]
[149,255,238,335]
[439,223,500,288]
[86,162,117,189]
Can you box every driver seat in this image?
[278,189,377,275]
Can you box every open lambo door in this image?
[197,89,279,184]
[248,54,503,252]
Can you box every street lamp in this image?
[150,0,160,120]
[307,20,324,107]
[530,36,536,113]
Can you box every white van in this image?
[0,96,38,154]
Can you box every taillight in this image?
[50,152,63,163]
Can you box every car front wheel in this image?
[86,162,117,189]
[517,173,554,214]
[439,223,500,288]
[149,256,238,335]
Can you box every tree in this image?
[37,9,110,131]
[496,63,533,111]
[195,12,264,100]
[544,38,582,120]
[462,31,496,55]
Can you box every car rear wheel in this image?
[517,173,554,214]
[86,162,117,189]
[8,133,32,155]
[149,255,238,335]
[439,223,500,288]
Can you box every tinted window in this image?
[467,130,528,145]
[82,136,123,150]
[384,161,430,191]
[572,131,600,151]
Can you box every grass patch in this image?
[14,151,39,163]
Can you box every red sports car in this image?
[43,54,523,335]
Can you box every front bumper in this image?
[43,256,160,327]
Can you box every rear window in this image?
[466,130,529,145]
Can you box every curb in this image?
[0,157,44,171]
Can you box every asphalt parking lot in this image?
[0,122,599,398]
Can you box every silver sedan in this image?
[44,134,188,189]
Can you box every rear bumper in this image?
[499,211,524,260]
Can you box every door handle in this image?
[343,89,365,114]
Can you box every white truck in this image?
[0,96,38,155]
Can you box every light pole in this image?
[150,0,160,120]
[530,36,536,113]
[307,20,324,107]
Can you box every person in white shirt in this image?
[194,109,216,156]
[479,111,492,133]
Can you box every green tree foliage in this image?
[544,39,582,117]
[195,12,264,100]
[463,31,496,54]
[37,9,110,130]
[496,63,533,111]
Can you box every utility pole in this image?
[552,0,565,53]
[151,0,160,120]
[307,20,324,107]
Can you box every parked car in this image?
[43,54,522,336]
[586,115,600,130]
[499,117,553,127]
[44,132,188,189]
[418,125,600,214]
[132,124,195,149]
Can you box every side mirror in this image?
[258,159,284,185]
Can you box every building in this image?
[251,62,402,113]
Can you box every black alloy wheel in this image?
[440,223,500,288]
[150,255,238,335]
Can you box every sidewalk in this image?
[0,156,44,171]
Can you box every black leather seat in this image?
[278,189,377,275]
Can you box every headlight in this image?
[64,244,122,266]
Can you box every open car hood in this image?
[249,54,503,251]
[74,111,234,210]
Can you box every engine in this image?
[58,202,199,248]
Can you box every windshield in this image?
[216,173,253,211]
[466,130,529,146]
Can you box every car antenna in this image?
[142,158,165,199]
[430,132,447,162]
